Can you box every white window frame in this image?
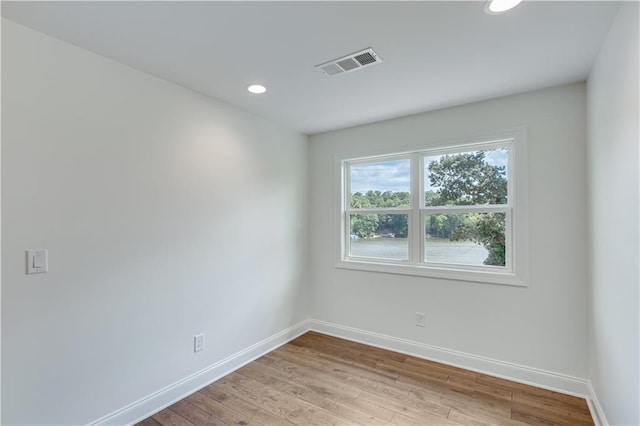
[336,130,528,286]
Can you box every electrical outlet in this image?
[416,312,425,327]
[194,334,205,352]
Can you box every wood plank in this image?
[168,399,227,426]
[437,389,519,425]
[151,409,195,426]
[258,353,363,400]
[236,362,393,425]
[511,408,569,426]
[224,372,357,425]
[297,332,408,363]
[267,344,406,393]
[447,408,507,426]
[512,389,591,411]
[374,358,450,383]
[341,394,397,422]
[403,356,479,380]
[293,332,407,366]
[199,383,296,426]
[510,401,594,426]
[273,342,401,382]
[136,417,163,426]
[261,348,419,411]
[380,356,457,381]
[477,374,585,409]
[205,378,296,423]
[288,337,380,369]
[511,396,592,422]
[445,375,512,402]
[395,369,457,400]
[390,410,459,426]
[358,389,451,422]
[186,391,260,426]
[442,403,523,426]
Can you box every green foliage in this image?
[350,191,410,238]
[450,213,506,266]
[350,214,379,238]
[351,213,408,238]
[427,151,507,266]
[424,213,464,238]
[351,190,410,208]
[379,214,408,238]
[427,151,507,206]
[424,190,439,206]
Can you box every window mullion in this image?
[410,153,422,264]
[342,162,348,261]
[505,207,513,271]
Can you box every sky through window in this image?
[350,149,507,193]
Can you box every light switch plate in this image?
[26,249,48,274]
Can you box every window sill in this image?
[336,259,527,287]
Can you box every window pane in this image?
[350,214,408,260]
[424,148,508,206]
[424,212,506,267]
[350,159,411,208]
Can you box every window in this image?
[338,134,528,286]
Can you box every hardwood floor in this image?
[136,332,594,426]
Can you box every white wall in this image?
[309,84,589,381]
[587,2,639,425]
[1,19,308,425]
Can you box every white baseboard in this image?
[91,319,310,426]
[309,319,591,398]
[586,381,609,426]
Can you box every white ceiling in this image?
[2,1,621,135]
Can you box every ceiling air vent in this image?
[316,48,382,76]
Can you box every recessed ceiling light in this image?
[484,0,522,14]
[247,84,267,94]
